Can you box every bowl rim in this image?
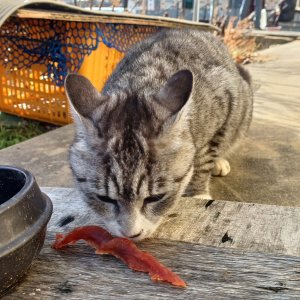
[0,165,53,256]
[0,193,52,257]
[0,165,34,214]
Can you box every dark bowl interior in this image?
[0,166,53,296]
[0,168,26,205]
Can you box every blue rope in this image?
[0,19,160,86]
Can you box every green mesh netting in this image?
[0,17,160,86]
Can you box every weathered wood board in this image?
[43,188,300,256]
[14,8,217,31]
[3,238,300,299]
[3,187,300,299]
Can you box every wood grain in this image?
[42,188,300,257]
[14,9,218,31]
[3,187,300,299]
[3,238,300,299]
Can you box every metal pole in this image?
[239,0,251,20]
[192,0,198,21]
[255,0,262,29]
[89,0,93,10]
[209,0,216,24]
[123,0,128,11]
[196,0,201,22]
[98,0,104,10]
[230,0,236,18]
[142,0,147,14]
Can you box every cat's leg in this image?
[209,128,233,177]
[185,147,213,199]
[212,157,231,176]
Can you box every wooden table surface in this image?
[4,188,300,299]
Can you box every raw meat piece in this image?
[53,225,113,249]
[52,225,186,288]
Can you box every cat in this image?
[65,29,253,241]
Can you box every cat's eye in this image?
[96,195,119,207]
[144,193,166,205]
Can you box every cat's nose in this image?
[122,230,143,239]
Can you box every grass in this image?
[0,116,55,150]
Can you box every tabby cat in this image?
[65,29,253,240]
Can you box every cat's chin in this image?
[106,224,157,241]
[129,233,151,242]
[101,224,146,241]
[119,228,155,241]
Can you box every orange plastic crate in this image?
[0,19,157,125]
[0,43,124,125]
[78,42,124,92]
[0,64,71,124]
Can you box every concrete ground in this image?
[0,41,299,206]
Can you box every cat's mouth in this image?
[120,229,144,239]
[118,229,154,241]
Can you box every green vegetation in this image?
[0,114,55,150]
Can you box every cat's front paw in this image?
[212,158,231,177]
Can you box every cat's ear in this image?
[156,70,193,114]
[65,74,106,119]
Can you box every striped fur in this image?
[66,29,253,240]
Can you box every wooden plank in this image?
[42,188,300,257]
[0,1,218,30]
[250,29,300,38]
[14,9,217,31]
[3,237,300,299]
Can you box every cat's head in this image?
[65,70,195,240]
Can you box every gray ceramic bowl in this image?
[0,165,53,296]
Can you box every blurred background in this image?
[60,0,300,28]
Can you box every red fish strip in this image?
[53,225,113,248]
[52,225,186,288]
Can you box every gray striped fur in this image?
[65,29,253,240]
